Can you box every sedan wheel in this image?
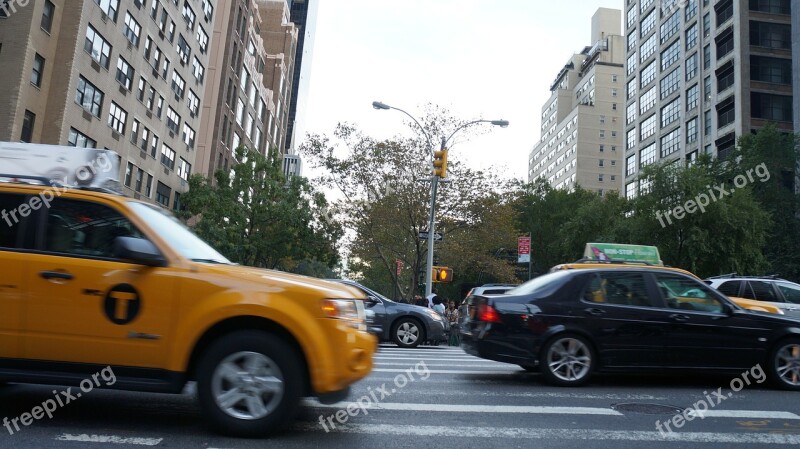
[768,339,800,391]
[393,318,424,348]
[540,334,594,387]
[197,331,303,437]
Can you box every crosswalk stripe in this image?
[372,368,515,374]
[55,434,163,446]
[304,400,622,415]
[294,423,800,444]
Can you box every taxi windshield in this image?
[128,201,232,264]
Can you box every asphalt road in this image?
[2,344,800,448]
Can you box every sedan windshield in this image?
[128,201,231,264]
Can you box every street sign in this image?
[518,236,531,263]
[395,259,403,276]
[418,231,444,241]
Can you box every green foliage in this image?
[180,146,343,271]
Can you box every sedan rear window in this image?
[506,271,572,296]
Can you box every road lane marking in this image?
[689,410,800,419]
[372,368,516,374]
[55,434,162,446]
[303,400,623,415]
[294,423,800,443]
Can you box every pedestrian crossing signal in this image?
[432,266,453,283]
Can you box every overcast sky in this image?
[300,0,623,183]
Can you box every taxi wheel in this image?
[768,338,800,391]
[539,334,594,387]
[196,330,304,437]
[392,318,425,348]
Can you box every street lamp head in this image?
[372,101,391,110]
[490,119,510,128]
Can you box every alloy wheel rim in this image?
[398,322,419,344]
[547,338,591,382]
[776,344,800,386]
[211,351,284,420]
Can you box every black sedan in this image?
[461,267,800,389]
[329,279,448,348]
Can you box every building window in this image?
[94,0,119,22]
[750,55,792,85]
[177,34,191,65]
[640,9,656,37]
[704,110,712,136]
[627,30,637,51]
[626,181,637,199]
[599,159,604,167]
[41,0,55,32]
[640,61,657,88]
[156,95,164,117]
[196,26,208,53]
[187,89,199,116]
[171,70,185,98]
[84,25,112,69]
[685,0,698,20]
[687,117,698,144]
[123,12,141,47]
[686,23,698,50]
[107,102,127,134]
[626,154,636,176]
[626,5,637,29]
[182,1,196,29]
[685,52,698,80]
[31,53,45,87]
[640,34,657,63]
[703,13,711,37]
[182,123,195,148]
[686,84,699,110]
[660,67,681,99]
[139,125,150,152]
[598,175,604,183]
[178,158,191,181]
[640,87,657,114]
[68,128,96,148]
[627,53,637,76]
[640,114,657,141]
[626,128,636,150]
[201,0,213,22]
[748,0,791,14]
[130,119,140,145]
[115,56,134,90]
[717,63,734,92]
[703,44,711,70]
[236,98,244,126]
[627,78,637,99]
[659,10,680,44]
[160,144,176,170]
[716,27,734,59]
[639,142,657,167]
[660,128,681,158]
[144,173,153,197]
[750,21,792,49]
[75,75,104,117]
[21,110,35,142]
[661,98,681,128]
[124,161,134,187]
[192,56,204,83]
[751,92,793,122]
[155,181,171,207]
[135,168,144,192]
[166,107,181,133]
[717,0,733,25]
[717,97,736,128]
[660,39,681,71]
[149,133,159,158]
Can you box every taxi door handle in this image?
[40,271,74,281]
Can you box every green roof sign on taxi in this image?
[583,243,662,266]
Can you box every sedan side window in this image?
[776,282,800,305]
[748,281,780,302]
[583,272,652,307]
[655,274,724,313]
[44,198,146,259]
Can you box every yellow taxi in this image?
[551,244,783,315]
[0,179,375,437]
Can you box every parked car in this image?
[459,283,518,326]
[461,266,800,390]
[0,175,375,437]
[706,275,800,317]
[329,279,448,348]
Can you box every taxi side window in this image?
[655,274,724,313]
[44,199,146,259]
[0,192,35,249]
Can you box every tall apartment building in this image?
[196,0,278,179]
[0,0,213,210]
[528,8,626,196]
[623,0,794,200]
[285,0,316,156]
[257,0,297,157]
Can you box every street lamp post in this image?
[372,101,508,298]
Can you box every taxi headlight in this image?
[322,299,367,331]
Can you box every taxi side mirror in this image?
[114,236,167,267]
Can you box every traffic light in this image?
[432,149,448,178]
[432,266,453,283]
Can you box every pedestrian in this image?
[414,295,427,307]
[432,296,446,316]
[446,300,460,346]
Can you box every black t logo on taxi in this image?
[104,284,141,325]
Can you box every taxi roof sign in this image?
[583,243,662,266]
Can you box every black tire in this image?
[539,333,594,387]
[196,330,304,437]
[767,338,800,391]
[392,317,425,348]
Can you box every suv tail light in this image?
[477,304,501,323]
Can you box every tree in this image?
[180,146,343,271]
[300,106,520,300]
